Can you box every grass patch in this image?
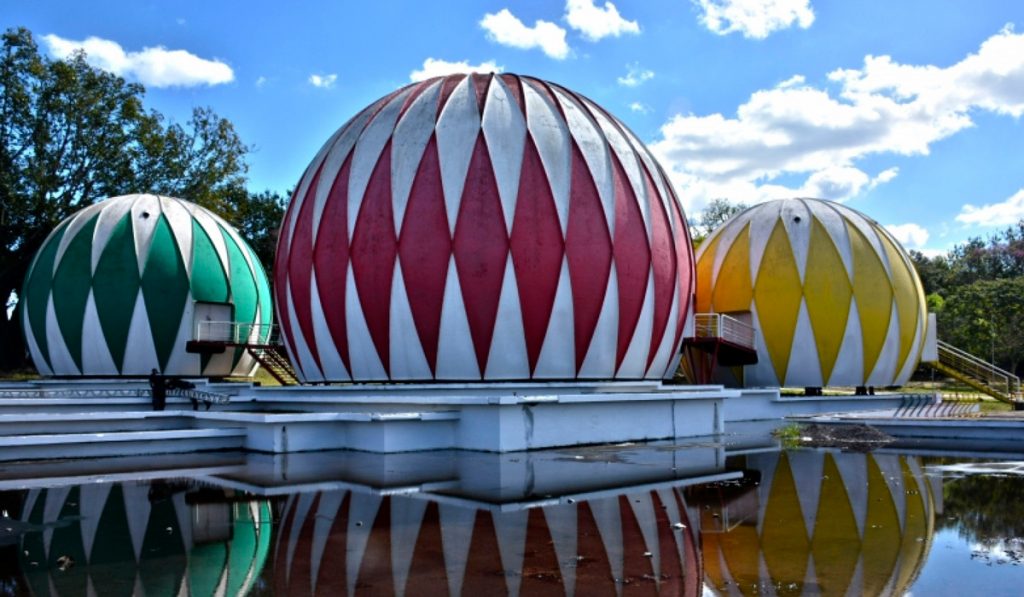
[0,369,40,381]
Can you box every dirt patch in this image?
[793,422,894,451]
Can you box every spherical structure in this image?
[696,198,927,388]
[275,73,694,382]
[21,194,273,377]
[274,487,701,595]
[700,452,935,595]
[18,483,272,596]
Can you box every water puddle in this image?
[0,433,1022,595]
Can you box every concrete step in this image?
[0,397,197,414]
[0,411,196,436]
[0,427,246,462]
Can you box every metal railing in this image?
[937,340,1020,398]
[693,313,756,349]
[194,321,277,345]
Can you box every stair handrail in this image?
[937,340,1020,396]
[195,321,279,345]
[693,313,755,349]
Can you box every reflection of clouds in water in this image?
[971,539,1024,565]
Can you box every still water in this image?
[0,430,1022,596]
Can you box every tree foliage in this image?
[692,198,748,245]
[913,222,1024,375]
[0,27,283,369]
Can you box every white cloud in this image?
[42,33,233,87]
[871,167,899,187]
[629,102,651,114]
[885,223,930,248]
[308,73,337,89]
[565,0,640,41]
[255,76,267,88]
[618,63,654,87]
[410,58,504,82]
[956,189,1024,227]
[480,8,570,59]
[695,0,815,39]
[777,74,805,88]
[650,26,1024,211]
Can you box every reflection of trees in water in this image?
[941,473,1024,547]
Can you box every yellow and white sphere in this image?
[696,198,927,388]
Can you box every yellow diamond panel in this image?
[895,459,931,594]
[712,222,754,314]
[811,454,861,597]
[714,521,761,595]
[695,231,723,313]
[804,217,853,384]
[753,220,803,385]
[845,220,893,384]
[880,232,923,374]
[862,456,902,595]
[761,453,810,593]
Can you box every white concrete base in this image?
[0,380,735,457]
[724,388,920,421]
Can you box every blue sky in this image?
[6,0,1024,256]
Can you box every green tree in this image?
[692,198,748,245]
[0,27,282,370]
[938,278,1024,375]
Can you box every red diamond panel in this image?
[497,74,526,116]
[511,135,564,373]
[350,140,398,375]
[287,164,324,371]
[436,75,466,119]
[313,153,354,374]
[645,168,676,371]
[274,182,303,363]
[453,134,509,376]
[611,154,651,369]
[670,186,694,355]
[399,136,451,375]
[469,73,490,115]
[565,140,613,372]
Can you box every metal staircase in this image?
[247,345,300,386]
[928,340,1022,404]
[187,322,300,386]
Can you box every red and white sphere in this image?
[275,73,694,382]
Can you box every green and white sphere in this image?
[21,194,272,377]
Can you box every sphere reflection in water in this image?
[17,483,272,596]
[694,452,936,596]
[275,488,701,595]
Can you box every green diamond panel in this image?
[52,214,99,372]
[22,221,69,372]
[93,213,142,371]
[141,215,190,371]
[190,219,229,303]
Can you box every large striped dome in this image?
[21,194,273,377]
[696,198,927,388]
[275,73,694,382]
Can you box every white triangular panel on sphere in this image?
[485,255,530,379]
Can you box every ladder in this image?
[928,340,1021,404]
[246,345,300,386]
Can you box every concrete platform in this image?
[0,379,736,458]
[724,388,924,421]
